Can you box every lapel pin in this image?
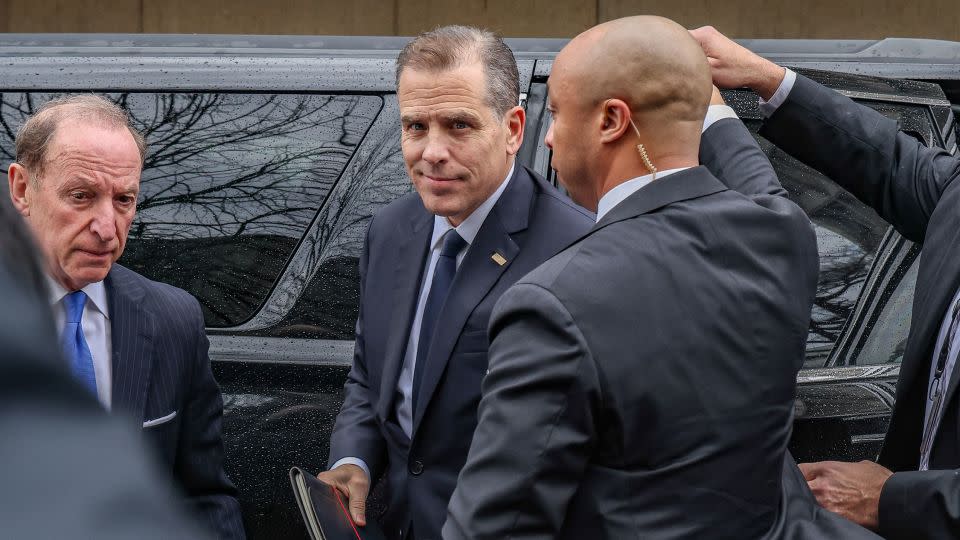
[491,252,507,266]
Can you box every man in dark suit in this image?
[443,16,872,539]
[319,26,593,540]
[6,95,244,539]
[0,195,210,540]
[691,26,960,539]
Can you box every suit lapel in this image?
[105,266,155,423]
[376,208,433,421]
[411,168,533,435]
[923,235,960,419]
[875,224,960,466]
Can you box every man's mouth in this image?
[424,174,458,183]
[78,248,114,259]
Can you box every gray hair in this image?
[15,94,146,180]
[396,25,519,116]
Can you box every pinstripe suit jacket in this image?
[105,264,245,540]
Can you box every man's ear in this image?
[598,99,632,144]
[8,163,32,217]
[503,105,526,156]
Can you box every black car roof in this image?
[0,34,956,96]
[0,33,958,62]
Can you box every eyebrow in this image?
[400,110,484,125]
[59,178,139,195]
[442,111,482,125]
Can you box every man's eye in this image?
[70,192,88,201]
[453,121,469,129]
[407,122,425,131]
[117,196,136,206]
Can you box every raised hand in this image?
[689,25,786,100]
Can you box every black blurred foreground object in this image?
[289,467,385,540]
[0,197,209,539]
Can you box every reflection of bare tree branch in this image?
[809,248,872,345]
[0,91,383,327]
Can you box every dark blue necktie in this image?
[62,291,98,397]
[412,229,467,413]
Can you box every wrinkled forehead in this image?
[41,123,142,187]
[46,120,140,165]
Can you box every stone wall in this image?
[3,0,958,41]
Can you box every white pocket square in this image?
[143,411,177,428]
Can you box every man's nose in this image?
[89,202,117,242]
[421,131,450,164]
[544,122,555,150]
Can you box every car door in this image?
[525,63,957,464]
[772,70,956,463]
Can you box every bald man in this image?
[442,17,873,539]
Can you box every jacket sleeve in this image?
[326,222,387,481]
[701,115,788,198]
[176,298,246,540]
[758,73,960,244]
[878,469,960,539]
[443,282,599,540]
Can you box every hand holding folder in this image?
[289,467,386,540]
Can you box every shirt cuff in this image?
[702,104,739,132]
[331,457,371,480]
[758,68,797,118]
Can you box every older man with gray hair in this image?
[7,95,245,539]
[319,25,593,540]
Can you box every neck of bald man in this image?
[596,135,700,200]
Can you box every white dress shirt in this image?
[48,277,113,409]
[333,163,515,479]
[595,104,738,221]
[758,68,798,118]
[759,68,960,469]
[596,167,688,221]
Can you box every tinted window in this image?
[850,248,920,365]
[0,92,383,326]
[743,123,890,363]
[231,96,413,340]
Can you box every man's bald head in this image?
[556,16,711,124]
[545,16,713,210]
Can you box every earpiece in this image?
[629,118,657,180]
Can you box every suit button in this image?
[410,460,424,475]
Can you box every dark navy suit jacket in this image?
[105,264,245,540]
[327,166,594,540]
[0,255,211,539]
[444,118,880,540]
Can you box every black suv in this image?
[1,34,958,539]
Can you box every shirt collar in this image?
[430,163,516,250]
[46,274,111,319]
[596,167,689,222]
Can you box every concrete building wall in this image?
[3,0,959,41]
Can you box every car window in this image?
[745,101,938,367]
[0,92,383,327]
[847,247,920,365]
[741,121,891,364]
[235,95,413,340]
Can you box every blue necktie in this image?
[62,291,98,397]
[412,229,468,413]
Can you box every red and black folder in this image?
[289,467,386,540]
